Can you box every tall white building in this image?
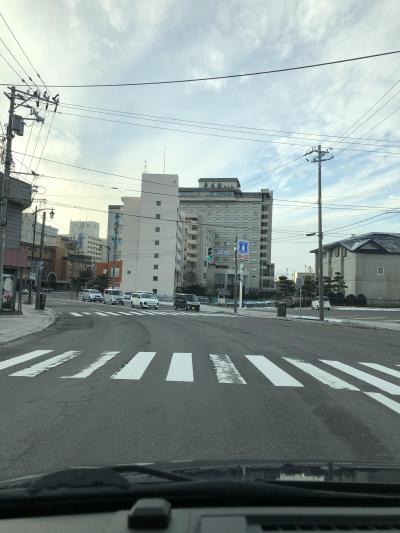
[69,221,103,262]
[107,205,123,260]
[121,173,180,297]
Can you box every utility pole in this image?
[27,208,38,304]
[35,211,46,310]
[305,145,333,321]
[233,235,238,314]
[0,86,16,312]
[239,262,243,309]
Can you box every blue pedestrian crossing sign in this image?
[237,239,249,257]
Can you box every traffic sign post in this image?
[237,239,249,259]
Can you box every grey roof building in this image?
[311,232,400,306]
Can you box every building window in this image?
[154,264,158,270]
[155,240,159,245]
[156,214,161,219]
[156,201,161,206]
[153,288,158,294]
[155,227,160,232]
[154,253,159,258]
[335,246,340,257]
[377,267,384,275]
[127,270,131,274]
[153,276,158,281]
[343,248,347,257]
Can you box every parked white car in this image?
[130,291,159,309]
[311,297,331,310]
[81,289,103,302]
[123,291,132,303]
[103,289,124,305]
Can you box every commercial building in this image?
[107,205,123,260]
[311,232,400,306]
[95,260,122,288]
[181,214,215,287]
[121,173,180,297]
[0,174,32,311]
[179,178,274,296]
[69,220,103,262]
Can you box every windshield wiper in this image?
[0,465,193,495]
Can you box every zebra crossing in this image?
[68,309,238,319]
[2,348,400,415]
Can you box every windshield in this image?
[185,294,199,302]
[1,1,399,490]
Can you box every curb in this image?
[273,315,400,332]
[0,307,57,346]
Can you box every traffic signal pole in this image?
[233,235,238,314]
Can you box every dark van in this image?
[174,293,200,311]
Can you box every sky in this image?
[0,0,399,275]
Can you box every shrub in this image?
[330,291,345,305]
[357,293,368,306]
[345,294,358,306]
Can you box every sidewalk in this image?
[0,304,56,345]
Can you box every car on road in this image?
[174,293,200,311]
[103,288,124,305]
[130,291,159,309]
[311,296,331,310]
[21,288,29,294]
[81,288,103,302]
[122,291,132,303]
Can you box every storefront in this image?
[1,248,28,313]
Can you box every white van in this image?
[103,288,124,305]
[130,291,159,309]
[311,296,331,310]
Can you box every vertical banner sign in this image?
[237,239,249,260]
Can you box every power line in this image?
[2,49,400,88]
[0,11,53,97]
[58,101,400,148]
[34,111,56,173]
[0,49,29,86]
[325,211,399,234]
[0,35,38,90]
[57,109,400,157]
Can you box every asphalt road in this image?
[1,293,400,481]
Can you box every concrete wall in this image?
[356,253,400,301]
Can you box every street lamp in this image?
[34,207,55,310]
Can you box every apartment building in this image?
[121,173,181,297]
[182,214,215,287]
[179,178,274,295]
[21,212,59,246]
[107,205,123,260]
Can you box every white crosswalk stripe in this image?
[360,362,400,380]
[321,360,400,395]
[112,352,156,380]
[62,352,120,378]
[10,351,82,377]
[70,312,82,317]
[0,350,53,371]
[68,310,240,319]
[284,358,359,390]
[245,355,303,387]
[94,311,108,316]
[364,392,400,414]
[209,354,246,384]
[166,353,194,382]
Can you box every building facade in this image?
[121,173,180,297]
[181,214,215,287]
[21,212,59,247]
[179,178,274,296]
[312,233,400,306]
[69,220,103,262]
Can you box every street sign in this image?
[237,239,249,259]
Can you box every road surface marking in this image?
[10,351,81,377]
[129,311,143,315]
[364,392,400,415]
[284,358,359,390]
[105,311,119,316]
[245,355,303,387]
[112,352,156,380]
[209,354,246,384]
[166,353,194,382]
[360,362,400,380]
[70,312,82,317]
[62,351,120,378]
[94,311,108,316]
[82,312,91,315]
[0,350,53,372]
[321,360,400,395]
[117,311,132,315]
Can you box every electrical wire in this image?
[34,111,56,173]
[57,110,400,157]
[2,49,400,87]
[0,35,38,90]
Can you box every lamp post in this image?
[34,207,55,310]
